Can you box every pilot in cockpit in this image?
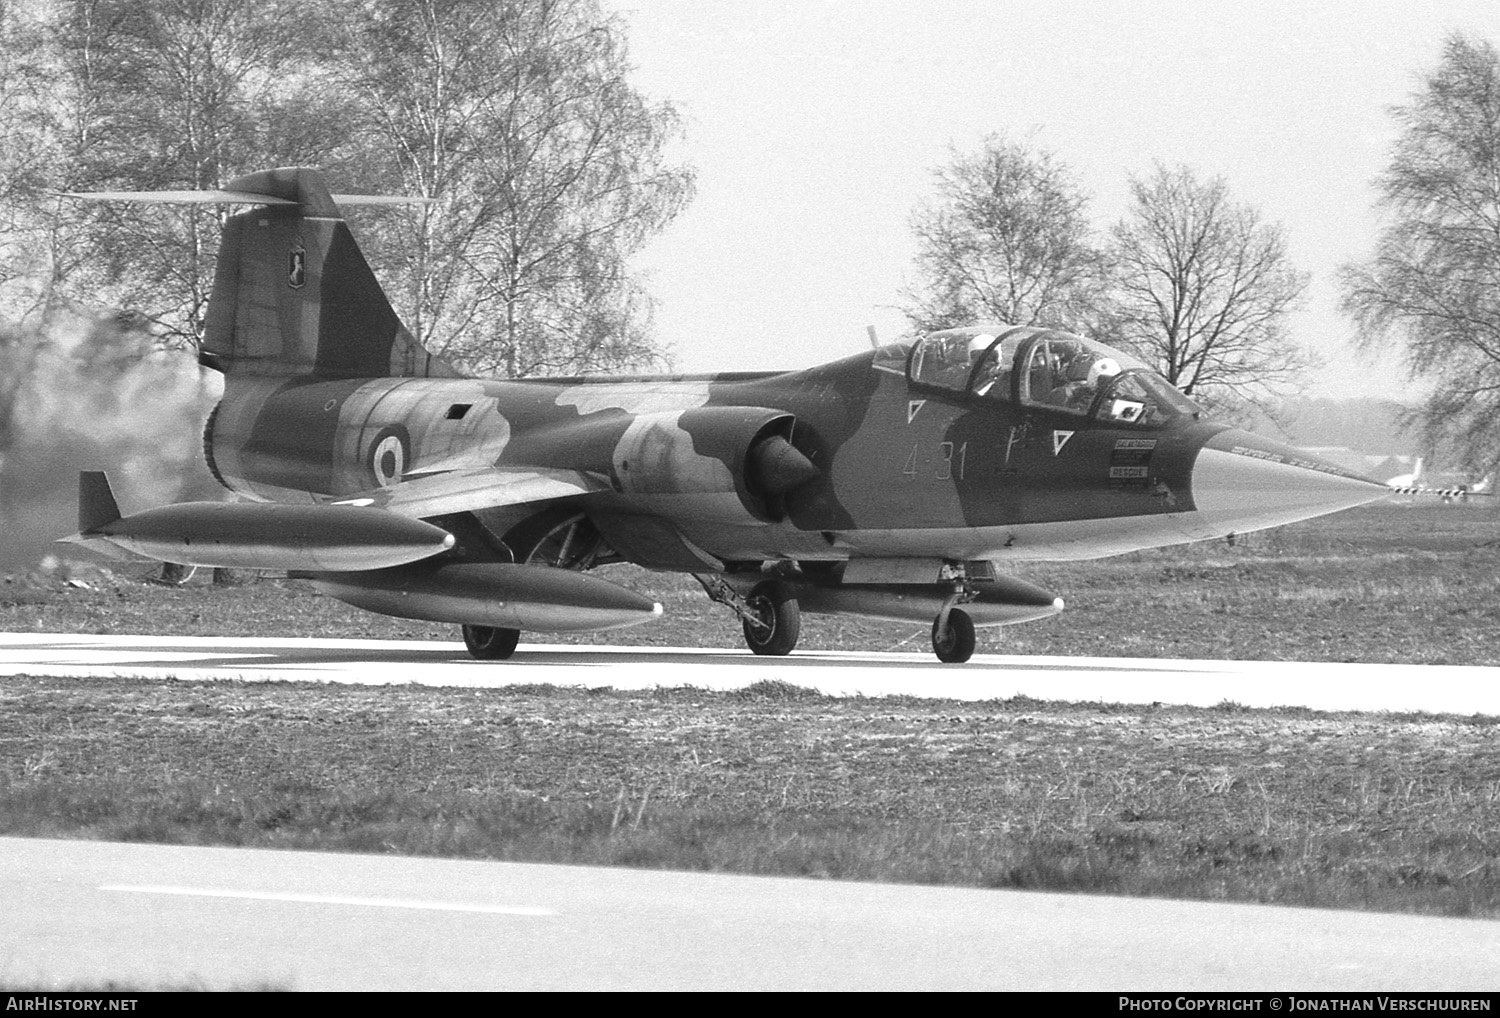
[1049,352,1121,410]
[970,334,1015,398]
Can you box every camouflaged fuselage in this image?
[202,345,1267,567]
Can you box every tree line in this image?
[904,33,1500,470]
[0,0,695,379]
[1,4,1495,474]
[901,143,1309,416]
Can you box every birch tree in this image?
[901,134,1104,332]
[1340,33,1500,470]
[334,0,694,377]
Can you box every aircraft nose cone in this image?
[1189,430,1391,534]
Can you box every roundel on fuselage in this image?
[367,426,410,488]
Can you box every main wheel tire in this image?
[742,580,801,656]
[463,511,602,662]
[931,608,976,664]
[463,624,520,661]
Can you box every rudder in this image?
[199,168,459,380]
[69,167,460,380]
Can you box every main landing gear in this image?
[463,624,520,660]
[931,607,976,664]
[741,580,801,657]
[695,573,802,657]
[701,572,981,663]
[460,510,606,662]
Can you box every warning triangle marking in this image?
[907,400,926,424]
[1053,430,1075,455]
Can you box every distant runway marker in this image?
[99,883,555,915]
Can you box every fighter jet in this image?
[61,167,1391,662]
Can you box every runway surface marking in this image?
[98,883,556,915]
[4,837,1495,991]
[5,632,1500,713]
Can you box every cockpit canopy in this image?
[876,324,1201,427]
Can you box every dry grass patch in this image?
[2,676,1499,917]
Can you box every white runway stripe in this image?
[99,883,555,915]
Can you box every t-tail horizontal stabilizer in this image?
[63,189,432,207]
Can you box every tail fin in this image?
[78,471,122,533]
[67,167,460,380]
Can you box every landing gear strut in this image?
[741,580,801,656]
[694,573,804,657]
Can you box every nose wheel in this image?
[742,580,801,656]
[931,608,976,663]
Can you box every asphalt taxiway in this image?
[4,836,1499,991]
[2,631,1499,714]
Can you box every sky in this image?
[600,0,1498,400]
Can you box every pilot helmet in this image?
[968,334,996,358]
[1088,358,1121,385]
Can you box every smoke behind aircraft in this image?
[0,313,221,573]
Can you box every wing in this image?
[329,465,611,519]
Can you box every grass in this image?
[2,675,1500,918]
[2,500,1500,918]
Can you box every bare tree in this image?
[0,0,331,579]
[2,0,692,379]
[333,0,694,377]
[1106,165,1310,411]
[901,134,1104,332]
[0,1,82,468]
[1340,33,1500,471]
[0,0,82,323]
[46,0,347,348]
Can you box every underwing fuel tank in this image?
[726,568,1064,628]
[792,575,1064,628]
[63,471,455,571]
[307,562,665,633]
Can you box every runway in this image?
[6,634,1500,990]
[4,836,1498,991]
[2,631,1500,714]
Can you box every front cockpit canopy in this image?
[884,324,1201,426]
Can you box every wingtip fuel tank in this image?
[65,472,455,572]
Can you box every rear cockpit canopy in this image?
[879,324,1201,427]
